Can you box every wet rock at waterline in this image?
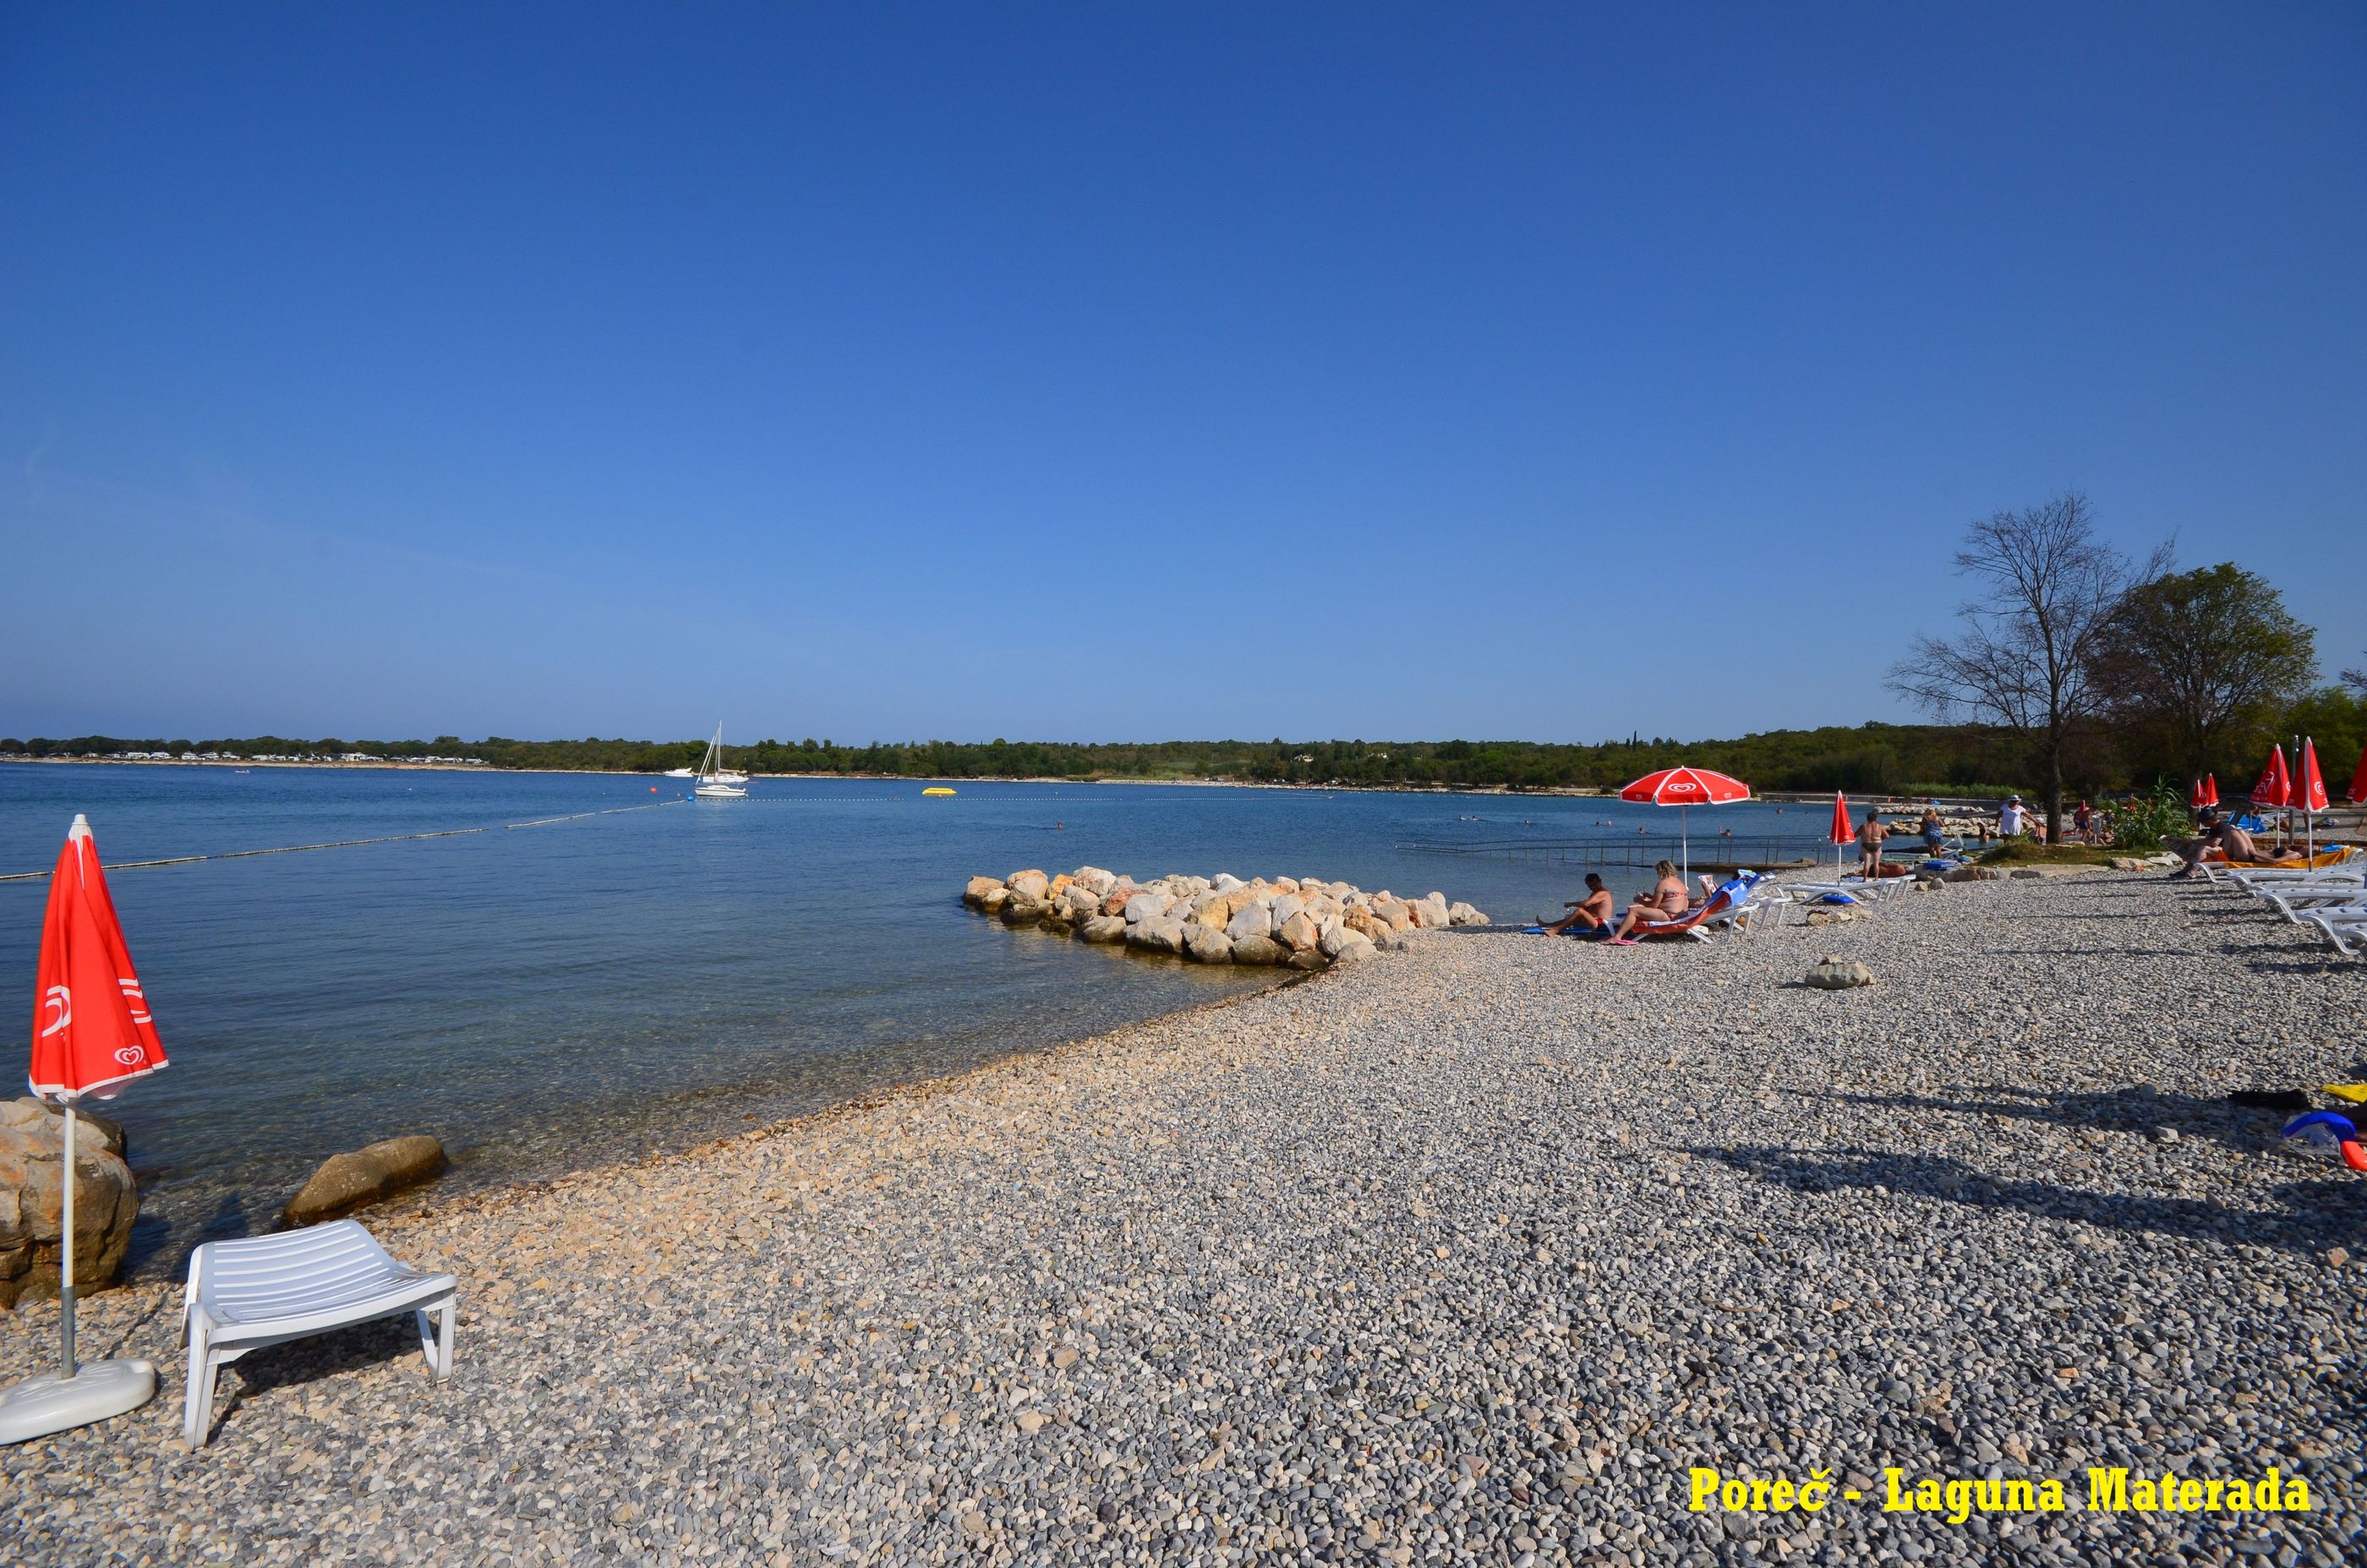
[281,1135,450,1229]
[962,868,1486,975]
[0,1099,141,1305]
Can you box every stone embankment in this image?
[964,866,1486,970]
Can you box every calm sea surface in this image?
[0,764,1834,1276]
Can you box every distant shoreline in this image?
[0,757,2017,809]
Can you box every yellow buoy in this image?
[921,787,956,796]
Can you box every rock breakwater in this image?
[963,866,1486,970]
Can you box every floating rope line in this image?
[0,799,684,883]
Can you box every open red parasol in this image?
[1618,766,1750,881]
[0,816,168,1444]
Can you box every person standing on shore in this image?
[1998,795,2026,838]
[1859,808,1889,877]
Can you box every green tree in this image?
[2089,562,2316,780]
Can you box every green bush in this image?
[2113,780,2194,851]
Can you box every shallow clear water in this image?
[0,763,1836,1275]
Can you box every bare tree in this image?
[1887,493,2162,844]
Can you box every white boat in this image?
[692,724,748,799]
[663,767,697,779]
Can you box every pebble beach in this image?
[3,870,2363,1567]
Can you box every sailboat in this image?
[692,724,748,799]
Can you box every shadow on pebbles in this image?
[3,871,2363,1567]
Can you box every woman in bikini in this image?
[1859,809,1888,877]
[1605,860,1690,945]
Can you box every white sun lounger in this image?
[183,1220,457,1447]
[2201,846,2359,887]
[2259,880,2367,922]
[2301,908,2367,958]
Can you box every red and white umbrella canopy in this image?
[31,816,167,1101]
[1619,766,1751,807]
[2189,774,2218,811]
[2294,740,2329,814]
[1829,793,1856,845]
[2249,746,2291,808]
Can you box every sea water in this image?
[0,764,1834,1275]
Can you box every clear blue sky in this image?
[4,4,2362,745]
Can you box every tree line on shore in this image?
[6,698,2358,800]
[6,503,2358,809]
[1886,492,2364,839]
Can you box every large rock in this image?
[1276,911,1322,952]
[1372,897,1413,932]
[1326,931,1378,964]
[1072,867,1118,897]
[1183,926,1234,964]
[0,1101,140,1306]
[1945,866,2001,882]
[1078,915,1128,944]
[1447,901,1487,926]
[1125,917,1189,956]
[1000,898,1047,924]
[281,1135,449,1229]
[963,876,1003,907]
[1413,893,1453,929]
[1228,934,1285,966]
[979,888,1011,915]
[1122,893,1167,925]
[1319,922,1373,960]
[1269,894,1304,930]
[1006,870,1050,901]
[1225,903,1273,942]
[1805,957,1875,990]
[1063,885,1101,921]
[1286,948,1329,971]
[12,1097,126,1158]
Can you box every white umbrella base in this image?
[0,1358,157,1445]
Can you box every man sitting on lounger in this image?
[1541,872,1615,935]
[1605,860,1691,945]
[2167,810,2311,877]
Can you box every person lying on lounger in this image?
[2168,812,2311,877]
[1540,872,1615,935]
[1605,860,1690,943]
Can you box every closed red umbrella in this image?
[2350,745,2367,806]
[1829,792,1855,872]
[2189,774,2217,811]
[0,816,168,1444]
[2296,739,2328,856]
[1619,766,1751,881]
[2249,746,2290,808]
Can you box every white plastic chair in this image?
[183,1220,456,1447]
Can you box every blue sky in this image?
[4,4,2361,745]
